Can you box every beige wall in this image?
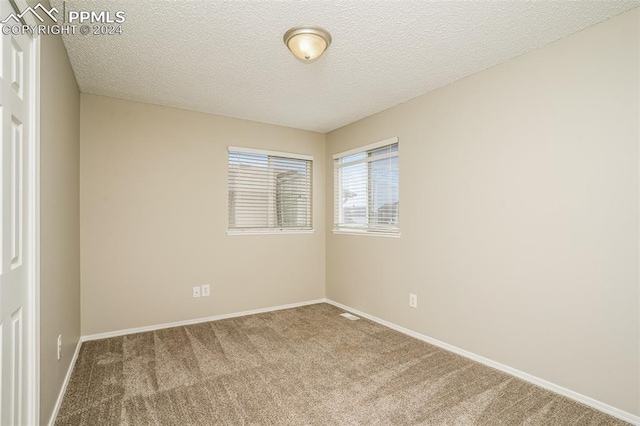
[38,10,82,425]
[80,95,326,336]
[326,9,639,416]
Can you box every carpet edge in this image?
[82,298,329,342]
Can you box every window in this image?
[228,146,313,233]
[333,137,399,235]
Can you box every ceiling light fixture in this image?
[283,27,332,63]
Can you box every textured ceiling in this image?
[53,0,639,133]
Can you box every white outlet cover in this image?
[57,335,62,360]
[409,294,418,308]
[193,286,201,298]
[202,285,210,297]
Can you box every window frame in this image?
[333,137,400,237]
[227,146,314,236]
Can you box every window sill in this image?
[332,230,401,238]
[227,229,314,236]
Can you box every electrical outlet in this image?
[201,285,210,297]
[57,335,62,360]
[192,286,201,298]
[409,293,418,309]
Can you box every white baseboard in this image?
[324,299,640,426]
[82,298,327,341]
[48,338,82,426]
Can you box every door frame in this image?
[26,32,40,426]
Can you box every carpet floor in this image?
[55,303,629,425]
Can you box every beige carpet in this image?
[55,303,629,425]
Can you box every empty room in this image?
[0,0,639,425]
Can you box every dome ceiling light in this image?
[283,27,332,63]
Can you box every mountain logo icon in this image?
[1,3,59,24]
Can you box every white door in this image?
[0,1,34,424]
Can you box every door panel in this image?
[10,116,22,270]
[10,307,21,426]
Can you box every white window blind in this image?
[333,138,399,235]
[228,147,313,233]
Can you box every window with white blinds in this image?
[228,147,313,233]
[333,137,399,235]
